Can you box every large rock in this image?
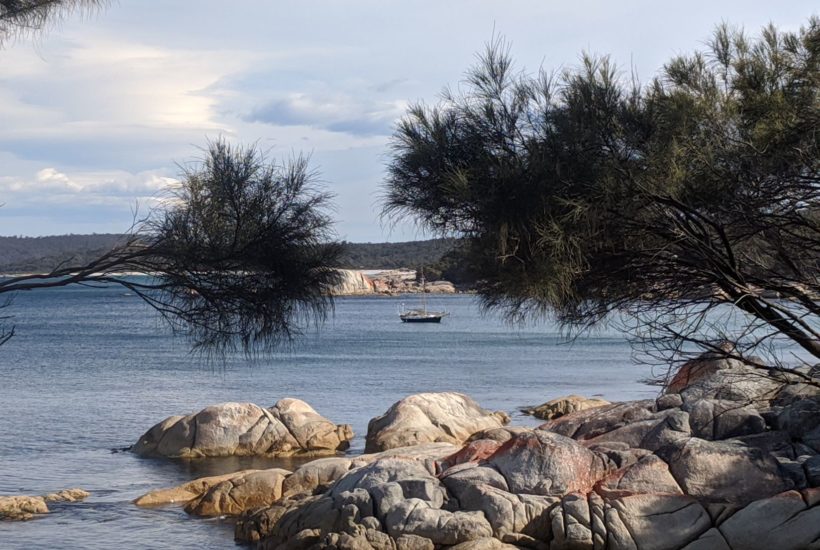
[539,400,657,441]
[524,394,610,421]
[185,468,291,517]
[486,430,610,496]
[660,437,794,503]
[441,464,556,541]
[131,399,353,458]
[134,470,259,507]
[666,352,783,403]
[683,399,766,440]
[716,489,820,550]
[605,493,711,550]
[365,393,510,453]
[596,454,683,497]
[776,396,820,452]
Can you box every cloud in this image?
[244,93,406,137]
[0,166,176,206]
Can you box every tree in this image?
[0,139,343,353]
[0,0,106,44]
[383,20,820,379]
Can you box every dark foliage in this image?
[383,21,820,375]
[0,0,106,44]
[0,140,342,353]
[337,238,457,271]
[0,236,462,276]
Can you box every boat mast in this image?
[421,267,427,313]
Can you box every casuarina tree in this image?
[0,140,343,353]
[383,20,820,378]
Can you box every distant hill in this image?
[0,234,458,274]
[0,234,128,273]
[338,238,457,270]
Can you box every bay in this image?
[0,284,656,548]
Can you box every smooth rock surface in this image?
[525,394,610,420]
[132,399,353,458]
[185,468,291,517]
[661,438,794,503]
[134,470,258,507]
[365,393,510,453]
[666,353,783,403]
[486,430,609,496]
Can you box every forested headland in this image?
[0,234,462,276]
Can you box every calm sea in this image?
[0,284,656,549]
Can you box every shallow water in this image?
[0,285,657,548]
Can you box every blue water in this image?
[0,285,656,548]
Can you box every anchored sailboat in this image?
[399,270,449,323]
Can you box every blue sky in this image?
[0,1,816,241]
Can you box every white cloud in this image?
[0,166,176,206]
[0,0,816,241]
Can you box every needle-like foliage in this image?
[383,20,820,377]
[0,139,343,354]
[0,0,107,44]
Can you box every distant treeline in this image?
[0,234,469,279]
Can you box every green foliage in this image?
[140,140,343,353]
[338,238,457,270]
[0,139,343,354]
[383,20,820,366]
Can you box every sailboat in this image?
[399,270,449,323]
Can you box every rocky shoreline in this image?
[331,270,458,296]
[120,353,820,549]
[5,353,819,549]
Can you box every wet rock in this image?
[524,394,610,420]
[42,488,90,502]
[184,468,291,517]
[365,393,510,453]
[0,488,88,521]
[132,399,353,458]
[135,470,260,507]
[0,495,48,521]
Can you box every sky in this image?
[0,1,816,242]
